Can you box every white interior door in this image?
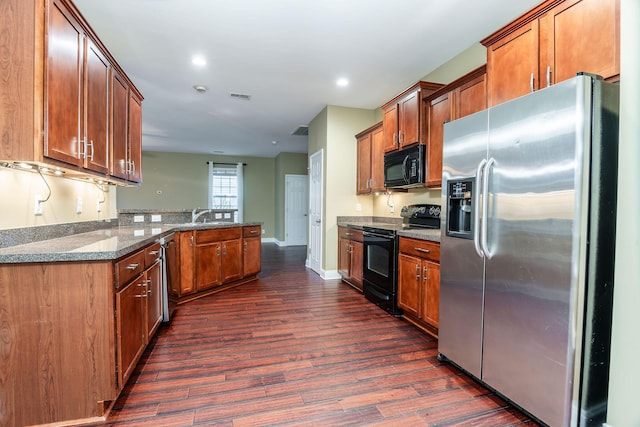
[285,174,309,246]
[308,150,323,274]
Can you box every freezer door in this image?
[481,76,591,427]
[439,109,488,379]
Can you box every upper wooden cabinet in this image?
[425,66,487,188]
[381,82,443,152]
[0,0,143,184]
[483,0,619,107]
[356,122,385,194]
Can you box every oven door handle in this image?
[363,231,395,239]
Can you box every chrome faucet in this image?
[191,208,211,223]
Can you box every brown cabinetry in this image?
[381,82,443,152]
[338,226,364,291]
[114,242,162,390]
[356,122,385,194]
[173,226,260,303]
[397,237,440,337]
[0,0,142,183]
[425,66,487,188]
[243,225,262,277]
[483,0,619,107]
[196,227,243,290]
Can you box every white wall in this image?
[606,0,640,425]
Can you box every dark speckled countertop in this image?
[0,222,262,264]
[337,217,441,243]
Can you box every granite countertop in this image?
[0,222,262,264]
[338,219,441,243]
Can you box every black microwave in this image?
[384,144,426,189]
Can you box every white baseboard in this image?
[321,269,341,280]
[275,239,286,246]
[261,237,277,243]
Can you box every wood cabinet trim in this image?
[480,0,563,47]
[380,81,444,110]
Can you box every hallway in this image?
[101,244,538,426]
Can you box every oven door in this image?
[362,229,401,315]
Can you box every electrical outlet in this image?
[34,195,43,215]
[96,199,102,212]
[355,203,362,212]
[389,205,395,213]
[76,196,83,214]
[133,215,144,223]
[151,214,162,222]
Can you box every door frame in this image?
[307,149,323,275]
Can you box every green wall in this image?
[116,151,286,238]
[274,152,309,242]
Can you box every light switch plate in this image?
[76,196,83,214]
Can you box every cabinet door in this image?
[397,253,421,318]
[456,73,487,119]
[243,237,261,277]
[222,239,243,283]
[84,39,110,174]
[422,261,440,329]
[356,133,372,194]
[487,20,539,107]
[115,278,145,389]
[338,236,350,278]
[370,125,386,192]
[127,92,143,183]
[399,90,420,148]
[110,71,129,180]
[46,0,83,166]
[145,261,163,341]
[382,104,399,152]
[196,243,221,290]
[349,240,363,291]
[427,91,452,188]
[178,231,195,295]
[540,0,619,85]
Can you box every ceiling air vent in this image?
[230,93,251,101]
[292,125,309,136]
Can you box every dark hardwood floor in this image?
[100,244,539,426]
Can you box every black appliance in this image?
[384,145,426,189]
[362,204,441,316]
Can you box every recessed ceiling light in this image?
[272,140,278,145]
[193,85,208,93]
[336,78,349,87]
[191,55,206,67]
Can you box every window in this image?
[208,162,244,222]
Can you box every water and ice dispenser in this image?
[446,179,474,239]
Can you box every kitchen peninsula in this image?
[0,221,261,427]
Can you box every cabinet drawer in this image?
[399,237,440,263]
[115,250,145,287]
[339,227,363,242]
[196,227,242,244]
[144,242,161,268]
[243,225,261,237]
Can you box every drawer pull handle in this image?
[250,230,258,234]
[148,250,159,256]
[415,264,420,280]
[126,263,140,270]
[414,247,430,254]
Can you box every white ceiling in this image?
[73,0,541,158]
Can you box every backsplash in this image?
[118,209,237,225]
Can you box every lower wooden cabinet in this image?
[243,225,262,276]
[397,237,440,337]
[171,226,261,302]
[114,242,162,389]
[338,226,363,291]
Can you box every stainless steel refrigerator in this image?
[439,74,619,427]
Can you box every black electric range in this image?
[362,204,441,315]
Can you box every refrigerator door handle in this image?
[481,157,496,258]
[473,159,487,258]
